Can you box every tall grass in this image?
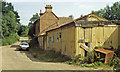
[29,37,66,62]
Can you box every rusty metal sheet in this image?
[95,48,114,63]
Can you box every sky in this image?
[5,0,120,25]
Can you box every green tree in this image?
[93,1,120,20]
[18,25,29,37]
[1,1,20,45]
[80,14,83,17]
[69,15,74,20]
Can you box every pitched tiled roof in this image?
[40,12,59,19]
[38,17,72,36]
[39,12,59,33]
[58,17,72,25]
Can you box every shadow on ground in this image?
[12,43,68,63]
[13,46,42,62]
[10,45,19,48]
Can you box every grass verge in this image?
[29,46,68,62]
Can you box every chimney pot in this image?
[45,5,52,12]
[40,10,42,13]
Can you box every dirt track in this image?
[2,38,112,70]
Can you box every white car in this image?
[19,42,29,51]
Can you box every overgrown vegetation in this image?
[28,37,66,62]
[1,1,29,46]
[28,37,120,70]
[29,48,65,62]
[29,38,120,70]
[65,46,120,71]
[28,36,71,62]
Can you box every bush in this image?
[85,51,95,63]
[66,50,107,68]
[2,33,20,46]
[71,54,82,62]
[66,54,83,65]
[66,48,120,69]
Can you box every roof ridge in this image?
[74,13,108,21]
[59,17,70,18]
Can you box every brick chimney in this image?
[40,10,43,16]
[45,5,52,12]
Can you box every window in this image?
[52,35,54,48]
[49,37,51,41]
[57,33,59,42]
[47,36,49,48]
[52,35,54,43]
[59,32,61,42]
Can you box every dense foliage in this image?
[18,25,29,37]
[69,15,74,20]
[1,1,20,45]
[28,13,39,38]
[93,1,120,20]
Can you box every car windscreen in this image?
[21,43,28,45]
